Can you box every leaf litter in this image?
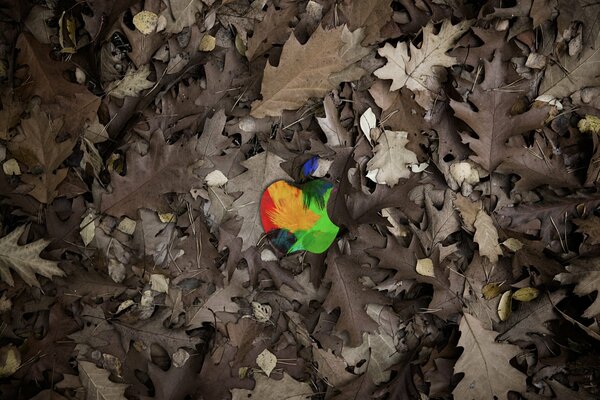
[0,0,599,399]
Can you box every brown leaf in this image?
[251,25,369,118]
[473,209,503,264]
[450,54,549,171]
[78,361,128,400]
[340,0,393,45]
[100,133,202,218]
[556,258,600,318]
[246,1,298,61]
[453,313,527,399]
[323,251,390,346]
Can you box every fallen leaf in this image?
[0,225,64,287]
[78,361,128,400]
[473,209,503,263]
[106,64,155,99]
[256,349,277,377]
[366,130,418,187]
[251,25,369,118]
[374,19,471,108]
[453,313,527,399]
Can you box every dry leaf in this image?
[133,11,158,35]
[416,258,435,277]
[512,287,540,302]
[374,19,471,108]
[251,25,369,118]
[453,313,527,399]
[498,290,512,321]
[0,225,64,287]
[78,361,128,400]
[106,65,155,99]
[555,258,600,318]
[473,210,503,263]
[366,130,418,187]
[230,372,312,400]
[256,349,277,377]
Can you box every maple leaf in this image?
[0,225,64,287]
[473,210,503,264]
[366,130,418,187]
[225,150,289,251]
[374,19,471,109]
[251,25,370,118]
[100,133,201,218]
[555,258,600,318]
[453,313,527,399]
[539,0,600,98]
[78,361,128,400]
[450,54,549,172]
[322,252,390,346]
[8,108,75,203]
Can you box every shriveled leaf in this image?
[473,209,503,263]
[0,225,64,287]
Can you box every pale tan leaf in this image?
[133,11,158,35]
[230,372,312,400]
[106,65,155,99]
[366,130,418,187]
[0,225,64,287]
[374,19,471,108]
[453,313,527,399]
[160,0,203,33]
[256,349,277,377]
[416,258,435,277]
[78,361,128,400]
[251,25,369,118]
[498,290,512,321]
[311,346,354,387]
[342,330,402,385]
[473,210,502,263]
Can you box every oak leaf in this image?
[322,252,390,346]
[15,33,100,131]
[366,130,418,187]
[225,150,289,250]
[106,64,155,99]
[374,19,471,109]
[246,2,298,61]
[575,216,600,245]
[450,55,549,171]
[8,108,75,203]
[340,0,393,45]
[160,0,203,33]
[453,313,527,399]
[78,361,128,400]
[100,133,201,218]
[0,225,64,287]
[539,0,600,98]
[230,372,312,400]
[251,25,369,118]
[473,210,503,263]
[555,258,600,318]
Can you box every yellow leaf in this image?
[512,287,540,302]
[0,345,20,378]
[199,34,216,52]
[133,11,159,35]
[416,258,435,277]
[498,291,512,321]
[482,282,501,300]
